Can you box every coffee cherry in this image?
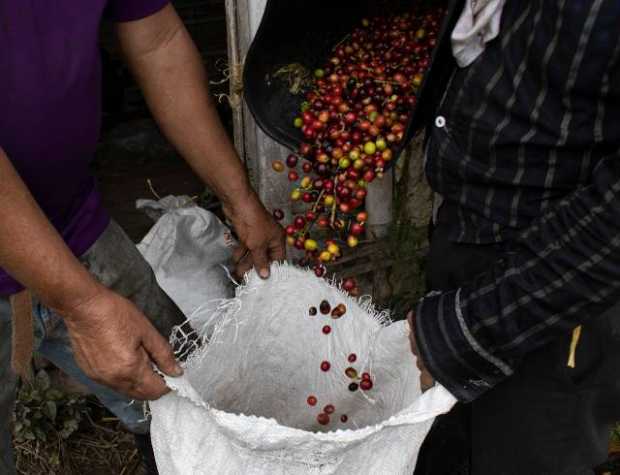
[361,372,371,380]
[309,306,317,316]
[348,353,357,363]
[294,216,306,229]
[317,413,330,425]
[363,141,376,155]
[360,379,373,391]
[340,415,348,423]
[320,361,331,371]
[363,170,376,182]
[314,265,326,277]
[304,239,318,251]
[343,278,356,292]
[272,160,285,172]
[327,243,340,256]
[322,325,332,335]
[288,170,299,181]
[324,404,335,415]
[350,222,364,236]
[319,251,332,262]
[348,382,359,392]
[286,154,298,168]
[345,367,358,379]
[307,395,317,406]
[331,303,347,319]
[319,300,331,314]
[356,211,368,223]
[273,209,284,221]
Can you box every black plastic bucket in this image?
[243,0,463,156]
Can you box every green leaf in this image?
[34,426,47,442]
[46,389,63,401]
[35,370,51,391]
[44,401,57,422]
[49,453,60,466]
[60,419,79,439]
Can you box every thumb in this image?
[141,323,183,377]
[251,246,271,279]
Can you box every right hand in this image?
[60,286,183,400]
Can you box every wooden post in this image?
[366,167,394,239]
[225,0,291,216]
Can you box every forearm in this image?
[116,5,253,213]
[0,148,100,311]
[416,154,620,401]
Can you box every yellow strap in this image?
[567,325,582,369]
[9,290,34,381]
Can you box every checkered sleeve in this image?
[415,152,620,401]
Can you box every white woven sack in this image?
[150,263,456,475]
[136,196,235,321]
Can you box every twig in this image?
[146,179,162,201]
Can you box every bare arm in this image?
[0,147,180,399]
[115,4,285,277]
[0,148,99,309]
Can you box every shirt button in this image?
[435,116,446,128]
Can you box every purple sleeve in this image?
[105,0,170,22]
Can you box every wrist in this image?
[222,187,260,220]
[45,273,106,320]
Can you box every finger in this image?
[416,358,429,377]
[132,357,171,400]
[251,246,271,279]
[406,311,419,356]
[420,371,435,392]
[232,245,249,264]
[141,322,183,378]
[234,252,253,280]
[406,310,415,327]
[268,228,287,262]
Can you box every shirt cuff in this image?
[414,288,514,401]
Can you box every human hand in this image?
[60,286,183,400]
[226,191,286,279]
[407,310,435,392]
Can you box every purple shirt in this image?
[0,0,168,296]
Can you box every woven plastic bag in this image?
[150,264,456,475]
[136,196,235,320]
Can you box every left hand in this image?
[407,310,435,392]
[225,191,286,279]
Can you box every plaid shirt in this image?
[416,0,620,401]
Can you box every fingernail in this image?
[173,364,184,376]
[259,268,269,279]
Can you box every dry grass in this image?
[13,396,142,475]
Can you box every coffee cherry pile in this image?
[272,7,444,286]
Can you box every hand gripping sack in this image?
[150,263,456,475]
